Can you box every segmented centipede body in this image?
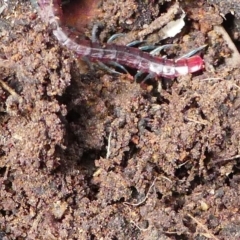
[37,0,204,78]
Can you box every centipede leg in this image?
[134,70,156,85]
[108,61,129,75]
[117,41,175,79]
[142,73,154,83]
[62,0,70,6]
[134,71,144,82]
[149,44,177,56]
[105,37,175,78]
[138,45,158,51]
[97,61,122,75]
[90,26,129,75]
[82,56,95,71]
[139,73,160,90]
[91,23,104,43]
[126,40,146,47]
[107,33,126,43]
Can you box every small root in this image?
[187,213,219,240]
[124,177,157,206]
[213,154,240,163]
[106,131,112,159]
[0,79,22,102]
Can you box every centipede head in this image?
[186,55,205,74]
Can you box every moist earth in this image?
[0,0,240,239]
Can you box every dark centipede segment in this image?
[37,0,205,78]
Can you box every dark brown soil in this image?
[0,0,240,239]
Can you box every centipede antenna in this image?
[150,44,177,56]
[107,33,126,43]
[176,44,207,60]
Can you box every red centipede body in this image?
[37,0,204,78]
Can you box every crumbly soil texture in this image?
[0,0,240,239]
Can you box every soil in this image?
[0,0,240,239]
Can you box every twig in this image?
[177,160,189,168]
[185,117,208,125]
[232,83,240,90]
[0,0,8,15]
[113,2,179,45]
[159,175,172,183]
[0,79,22,102]
[200,78,223,81]
[130,220,149,232]
[138,2,179,39]
[106,131,112,159]
[124,177,157,206]
[213,154,240,163]
[187,214,219,240]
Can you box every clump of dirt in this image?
[208,0,240,19]
[0,0,240,239]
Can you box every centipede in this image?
[36,0,204,78]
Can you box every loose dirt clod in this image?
[0,0,240,239]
